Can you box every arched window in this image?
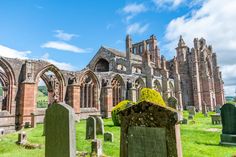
[135,78,145,100]
[112,75,125,106]
[95,58,109,72]
[169,81,175,97]
[154,80,162,94]
[80,72,98,109]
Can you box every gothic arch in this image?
[94,58,110,72]
[0,58,16,113]
[135,77,145,100]
[111,74,125,106]
[169,81,175,97]
[153,79,162,94]
[79,70,100,109]
[35,64,65,103]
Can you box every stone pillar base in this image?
[220,134,236,146]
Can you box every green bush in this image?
[138,88,166,107]
[111,100,135,126]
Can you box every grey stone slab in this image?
[45,103,76,157]
[104,132,113,142]
[91,139,103,157]
[86,116,96,139]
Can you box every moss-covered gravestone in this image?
[86,116,96,139]
[220,103,236,146]
[119,101,182,157]
[45,103,76,157]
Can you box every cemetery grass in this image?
[1,112,236,157]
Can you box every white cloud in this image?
[122,3,147,21]
[126,23,149,35]
[42,53,76,71]
[152,0,184,9]
[0,44,31,59]
[41,41,90,53]
[164,0,236,95]
[54,30,78,41]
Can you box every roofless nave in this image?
[0,35,225,131]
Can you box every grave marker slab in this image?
[86,116,96,140]
[45,103,76,157]
[90,115,104,135]
[91,139,103,157]
[119,101,182,157]
[17,131,27,145]
[104,132,113,142]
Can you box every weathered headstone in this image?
[188,106,196,116]
[45,103,76,157]
[17,131,27,145]
[210,114,221,124]
[104,132,113,142]
[167,96,178,110]
[90,115,104,135]
[215,105,221,114]
[24,122,30,128]
[91,139,103,157]
[86,116,96,140]
[202,102,208,116]
[119,101,182,157]
[220,103,236,146]
[188,114,194,120]
[31,113,36,128]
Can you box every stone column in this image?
[128,87,136,102]
[67,84,81,116]
[103,86,113,118]
[19,82,36,129]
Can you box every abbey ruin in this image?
[0,35,225,131]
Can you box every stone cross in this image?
[45,103,76,157]
[91,139,103,157]
[86,116,96,140]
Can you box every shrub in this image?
[111,100,135,126]
[138,88,166,107]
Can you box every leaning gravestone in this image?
[86,116,96,139]
[119,101,182,157]
[220,103,236,145]
[45,103,76,157]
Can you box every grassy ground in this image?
[0,112,236,157]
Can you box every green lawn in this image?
[0,112,236,157]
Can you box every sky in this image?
[0,0,236,96]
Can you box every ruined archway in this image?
[94,58,109,72]
[0,58,15,113]
[79,70,99,109]
[111,74,125,106]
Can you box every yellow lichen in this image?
[138,88,166,107]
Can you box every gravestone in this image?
[31,113,36,128]
[210,114,221,124]
[86,116,96,139]
[188,106,196,116]
[0,129,4,136]
[215,105,221,114]
[188,114,194,120]
[17,131,27,145]
[220,103,236,146]
[167,96,178,110]
[45,103,76,157]
[90,115,104,135]
[181,118,188,124]
[91,139,103,157]
[119,101,182,157]
[104,132,113,142]
[202,102,208,116]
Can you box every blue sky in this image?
[0,0,236,96]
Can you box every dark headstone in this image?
[181,118,188,124]
[220,103,236,146]
[119,101,182,157]
[188,114,194,120]
[24,122,30,128]
[91,139,103,157]
[104,132,113,142]
[45,103,76,157]
[0,129,4,135]
[86,117,96,139]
